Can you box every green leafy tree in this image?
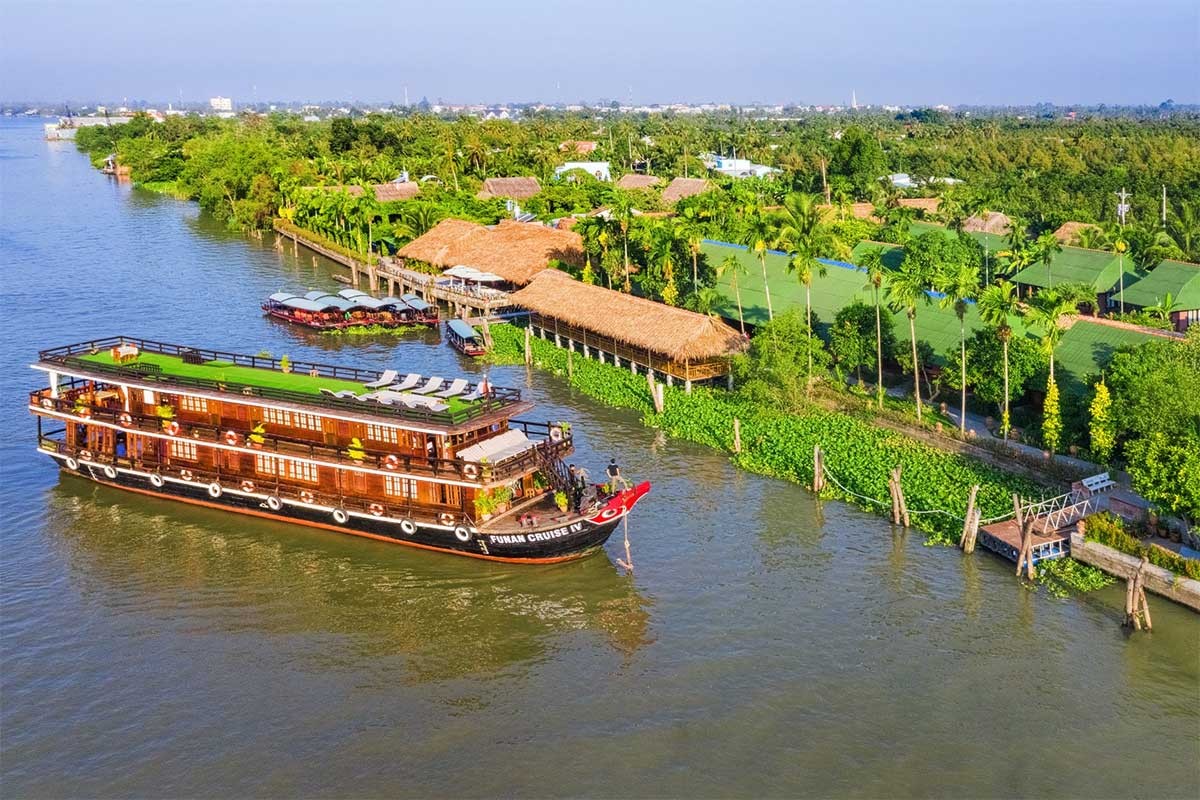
[977,281,1021,441]
[733,309,830,411]
[830,126,886,198]
[1124,433,1200,521]
[1089,380,1114,464]
[942,329,1041,419]
[830,301,892,386]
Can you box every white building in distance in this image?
[703,154,780,179]
[209,96,233,112]
[555,161,612,181]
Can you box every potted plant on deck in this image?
[554,490,569,512]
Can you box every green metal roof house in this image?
[1011,247,1138,294]
[1118,260,1200,332]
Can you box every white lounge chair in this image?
[363,369,398,389]
[428,401,450,412]
[411,376,444,395]
[321,388,359,399]
[460,386,485,402]
[391,373,421,391]
[435,378,469,398]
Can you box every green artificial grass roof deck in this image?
[1054,320,1165,396]
[1119,260,1200,310]
[75,351,475,413]
[1010,247,1137,292]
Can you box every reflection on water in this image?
[46,478,653,679]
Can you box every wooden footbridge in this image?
[978,490,1102,566]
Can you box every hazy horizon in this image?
[3,0,1197,106]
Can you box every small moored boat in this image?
[262,289,439,329]
[446,319,487,357]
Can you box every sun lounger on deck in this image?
[390,373,421,391]
[411,377,444,395]
[435,378,469,398]
[363,369,399,389]
[320,388,359,399]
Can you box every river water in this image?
[1,117,1197,798]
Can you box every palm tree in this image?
[1167,200,1199,262]
[1035,231,1063,288]
[678,207,706,294]
[1026,291,1076,383]
[650,221,681,306]
[740,211,775,321]
[858,247,888,409]
[685,287,724,316]
[885,263,932,422]
[717,254,749,334]
[1145,292,1179,322]
[978,281,1020,442]
[610,190,637,292]
[1076,225,1112,251]
[936,262,981,434]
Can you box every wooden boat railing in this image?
[38,435,491,529]
[32,389,574,487]
[38,336,521,426]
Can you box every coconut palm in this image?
[678,207,706,293]
[1035,231,1063,288]
[649,221,681,306]
[935,262,980,434]
[610,190,637,292]
[717,254,749,334]
[885,262,933,422]
[1075,225,1112,251]
[858,246,888,409]
[1026,291,1076,383]
[740,210,775,321]
[685,287,724,316]
[977,281,1020,442]
[1167,200,1199,262]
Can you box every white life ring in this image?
[384,454,399,471]
[103,464,118,479]
[463,463,479,479]
[266,495,283,511]
[150,472,164,487]
[180,469,194,481]
[240,480,256,493]
[369,503,385,517]
[299,490,315,504]
[207,482,222,499]
[332,508,349,524]
[549,426,563,442]
[454,526,472,543]
[40,397,54,409]
[65,456,79,471]
[225,430,239,446]
[165,421,180,436]
[79,449,94,461]
[399,518,417,534]
[117,412,133,428]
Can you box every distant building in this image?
[476,177,542,201]
[702,154,779,179]
[615,174,662,191]
[887,173,961,189]
[555,161,611,181]
[559,140,598,155]
[661,177,711,205]
[209,96,233,112]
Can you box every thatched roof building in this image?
[1052,221,1102,245]
[963,211,1012,234]
[559,140,598,154]
[662,177,711,205]
[511,270,744,382]
[304,183,420,202]
[397,218,583,286]
[476,176,542,201]
[899,197,941,214]
[615,174,662,191]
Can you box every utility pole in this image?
[1116,187,1131,315]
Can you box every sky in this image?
[2,0,1197,106]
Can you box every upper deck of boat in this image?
[34,336,532,433]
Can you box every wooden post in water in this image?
[1016,515,1036,579]
[524,326,532,366]
[812,445,825,493]
[1012,493,1024,531]
[961,484,980,553]
[888,469,900,525]
[1124,557,1153,631]
[895,467,910,527]
[567,349,574,378]
[732,417,741,454]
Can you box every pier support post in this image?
[733,417,741,454]
[569,339,576,353]
[961,485,980,553]
[666,374,673,387]
[888,467,910,527]
[555,334,561,347]
[813,446,825,493]
[583,344,590,358]
[524,326,532,366]
[350,261,360,288]
[685,379,692,393]
[598,351,605,364]
[1125,557,1153,631]
[567,350,574,378]
[1016,515,1036,579]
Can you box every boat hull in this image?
[42,450,638,564]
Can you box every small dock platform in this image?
[978,520,1070,564]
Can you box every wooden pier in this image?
[978,491,1101,566]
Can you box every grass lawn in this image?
[76,351,476,412]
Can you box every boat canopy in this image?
[268,292,298,303]
[447,319,480,341]
[401,294,432,311]
[456,429,534,464]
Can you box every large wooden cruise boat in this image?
[29,337,649,563]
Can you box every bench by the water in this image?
[1077,472,1117,495]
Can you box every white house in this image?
[555,161,612,181]
[702,154,779,178]
[209,96,233,112]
